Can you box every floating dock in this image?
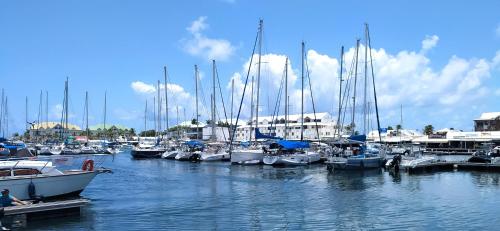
[2,198,90,229]
[401,161,500,174]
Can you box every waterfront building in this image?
[29,122,82,138]
[474,112,500,131]
[234,112,337,141]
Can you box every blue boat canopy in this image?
[348,134,366,142]
[185,140,204,147]
[277,140,310,149]
[255,128,282,140]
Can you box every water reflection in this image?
[18,153,500,230]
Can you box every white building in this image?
[234,112,337,141]
[202,127,230,141]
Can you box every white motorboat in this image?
[131,143,165,159]
[386,155,436,170]
[161,149,179,159]
[80,146,97,154]
[175,151,201,161]
[230,148,264,165]
[0,159,109,200]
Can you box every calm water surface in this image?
[25,153,500,230]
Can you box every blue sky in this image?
[1,0,499,135]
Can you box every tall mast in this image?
[255,19,263,144]
[65,78,69,136]
[104,91,107,138]
[176,106,180,138]
[336,46,344,139]
[164,66,169,139]
[37,90,42,132]
[211,60,216,141]
[3,97,6,138]
[157,80,161,136]
[230,78,234,129]
[85,91,89,138]
[0,89,3,136]
[26,96,28,132]
[153,96,156,137]
[45,91,48,125]
[144,100,147,137]
[301,41,305,141]
[194,64,199,140]
[249,75,255,142]
[284,57,289,140]
[366,23,382,143]
[363,26,369,135]
[351,39,360,136]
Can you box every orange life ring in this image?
[82,159,94,171]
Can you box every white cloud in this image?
[421,35,439,52]
[226,35,499,130]
[182,16,235,61]
[131,81,156,94]
[130,81,201,123]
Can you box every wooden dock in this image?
[456,162,500,172]
[2,199,90,229]
[402,161,500,174]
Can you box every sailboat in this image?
[131,94,165,158]
[175,64,203,161]
[262,43,321,166]
[326,24,385,171]
[230,19,266,165]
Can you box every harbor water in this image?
[25,153,500,230]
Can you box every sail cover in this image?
[277,140,310,149]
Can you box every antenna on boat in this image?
[194,64,199,140]
[255,19,263,145]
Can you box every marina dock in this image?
[400,161,500,174]
[2,199,90,229]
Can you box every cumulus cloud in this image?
[421,35,439,52]
[225,35,499,129]
[182,16,235,61]
[131,81,156,94]
[130,81,202,124]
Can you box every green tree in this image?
[396,124,402,130]
[129,128,136,136]
[191,119,198,125]
[423,124,434,135]
[387,126,393,130]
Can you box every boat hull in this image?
[0,171,99,200]
[201,152,230,161]
[131,149,164,158]
[327,156,383,170]
[230,149,263,164]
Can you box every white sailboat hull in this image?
[0,171,99,200]
[230,149,263,164]
[263,152,321,166]
[201,152,230,161]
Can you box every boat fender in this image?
[28,182,36,199]
[82,159,94,171]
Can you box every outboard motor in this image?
[388,154,402,172]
